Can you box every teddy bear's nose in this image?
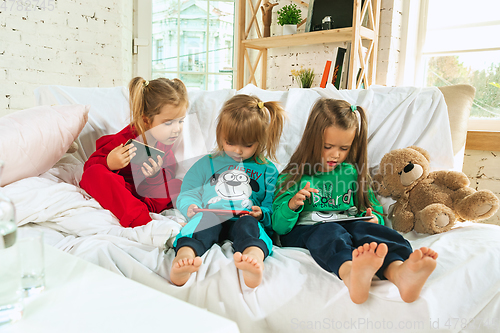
[404,162,414,173]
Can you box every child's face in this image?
[321,125,356,172]
[222,138,258,162]
[147,103,187,145]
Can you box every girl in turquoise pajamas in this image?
[171,94,286,288]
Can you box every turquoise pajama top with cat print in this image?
[174,153,278,251]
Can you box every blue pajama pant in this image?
[280,221,412,280]
[173,212,273,258]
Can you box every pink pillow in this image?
[0,105,89,186]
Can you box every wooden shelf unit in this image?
[236,0,381,90]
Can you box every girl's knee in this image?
[234,215,260,232]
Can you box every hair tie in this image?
[143,80,149,87]
[350,105,357,112]
[257,101,264,109]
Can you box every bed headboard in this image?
[438,84,475,156]
[34,83,467,175]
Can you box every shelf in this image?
[242,26,376,50]
[236,0,381,90]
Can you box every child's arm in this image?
[140,149,182,197]
[359,188,385,225]
[175,157,207,219]
[85,134,133,171]
[107,143,138,171]
[272,177,318,235]
[253,166,278,229]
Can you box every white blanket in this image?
[5,156,185,249]
[9,157,500,333]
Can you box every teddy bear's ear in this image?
[407,146,430,162]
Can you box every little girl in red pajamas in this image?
[80,77,189,228]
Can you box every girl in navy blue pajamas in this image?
[273,98,439,303]
[170,94,286,288]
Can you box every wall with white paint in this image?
[0,0,134,117]
[463,150,500,225]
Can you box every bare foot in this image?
[170,247,202,286]
[346,242,388,304]
[234,248,264,288]
[387,247,438,303]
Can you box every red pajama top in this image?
[83,125,182,203]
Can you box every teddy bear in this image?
[373,146,499,234]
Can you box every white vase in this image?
[282,24,297,35]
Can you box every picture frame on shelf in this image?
[305,0,366,32]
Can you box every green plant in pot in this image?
[291,67,315,88]
[277,4,301,35]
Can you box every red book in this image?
[320,60,332,88]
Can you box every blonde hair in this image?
[215,94,285,163]
[278,98,373,210]
[129,77,188,142]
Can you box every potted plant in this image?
[291,66,315,88]
[277,4,301,35]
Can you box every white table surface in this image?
[2,245,240,333]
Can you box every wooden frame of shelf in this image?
[236,0,381,90]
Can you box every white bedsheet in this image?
[9,159,500,333]
[19,84,497,332]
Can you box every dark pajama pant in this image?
[173,212,272,258]
[280,221,412,280]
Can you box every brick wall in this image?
[0,0,133,117]
[463,151,500,225]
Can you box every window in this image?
[155,39,164,61]
[417,0,500,131]
[151,0,235,90]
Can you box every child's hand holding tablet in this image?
[125,139,165,177]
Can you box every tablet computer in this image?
[321,216,373,223]
[125,139,165,166]
[192,208,247,216]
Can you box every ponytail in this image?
[350,105,371,211]
[129,77,149,143]
[261,101,285,162]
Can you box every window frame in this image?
[135,0,237,90]
[399,0,500,151]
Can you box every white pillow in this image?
[0,105,89,186]
[35,85,236,180]
[34,86,130,163]
[172,88,236,179]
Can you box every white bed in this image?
[3,84,500,333]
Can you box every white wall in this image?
[0,0,134,117]
[463,150,500,225]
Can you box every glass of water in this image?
[0,160,23,326]
[18,230,45,297]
